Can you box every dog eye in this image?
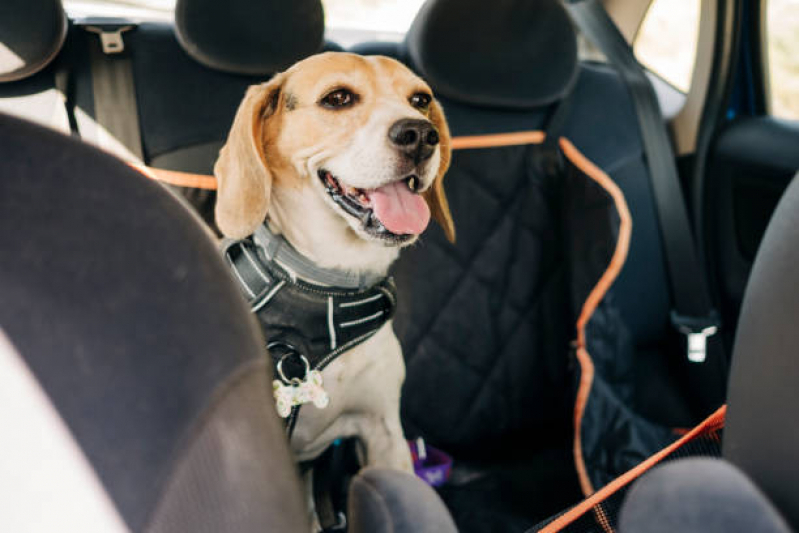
[320,88,356,109]
[409,92,432,111]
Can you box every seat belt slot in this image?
[84,25,134,54]
[671,312,720,363]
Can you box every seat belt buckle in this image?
[671,311,720,363]
[78,19,137,54]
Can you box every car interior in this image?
[1,0,798,532]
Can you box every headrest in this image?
[405,0,578,109]
[174,0,325,76]
[0,0,67,83]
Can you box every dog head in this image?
[214,52,454,269]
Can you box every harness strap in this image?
[222,238,285,311]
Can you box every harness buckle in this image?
[671,311,720,363]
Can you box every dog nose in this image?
[388,119,439,163]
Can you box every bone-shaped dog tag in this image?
[272,355,330,418]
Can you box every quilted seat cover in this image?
[392,134,677,490]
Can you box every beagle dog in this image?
[214,52,454,473]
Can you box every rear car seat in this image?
[351,0,706,528]
[0,0,341,232]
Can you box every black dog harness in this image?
[222,226,397,435]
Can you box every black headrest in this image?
[174,0,325,75]
[405,0,578,109]
[0,0,67,82]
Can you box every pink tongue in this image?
[369,181,430,235]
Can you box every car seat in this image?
[613,173,799,532]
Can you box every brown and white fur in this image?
[214,52,454,473]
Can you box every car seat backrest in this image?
[0,0,71,131]
[353,0,678,457]
[0,113,309,532]
[724,174,799,530]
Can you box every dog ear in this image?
[424,98,455,243]
[214,74,285,239]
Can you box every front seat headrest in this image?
[174,0,325,75]
[405,0,578,109]
[0,0,67,82]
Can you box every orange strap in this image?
[538,405,727,533]
[131,164,218,190]
[130,132,549,190]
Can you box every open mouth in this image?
[317,169,429,243]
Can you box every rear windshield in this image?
[63,0,427,35]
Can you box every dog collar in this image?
[253,224,385,290]
[222,234,397,435]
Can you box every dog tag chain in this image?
[272,349,329,418]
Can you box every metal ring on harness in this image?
[269,341,312,384]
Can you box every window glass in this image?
[323,0,426,33]
[64,0,174,19]
[633,0,701,92]
[766,0,799,120]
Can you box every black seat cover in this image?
[0,113,308,532]
[724,175,799,530]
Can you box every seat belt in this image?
[75,19,143,164]
[565,0,722,367]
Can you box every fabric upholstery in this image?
[404,0,578,108]
[0,113,306,532]
[174,0,325,75]
[348,469,457,533]
[619,459,791,533]
[118,23,340,230]
[392,62,679,460]
[0,0,67,82]
[146,361,308,533]
[725,174,799,530]
[356,33,695,530]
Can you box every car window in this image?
[64,0,174,19]
[765,0,799,120]
[633,0,701,92]
[323,0,425,32]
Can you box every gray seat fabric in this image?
[348,469,458,533]
[0,112,309,532]
[724,174,799,530]
[619,459,791,533]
